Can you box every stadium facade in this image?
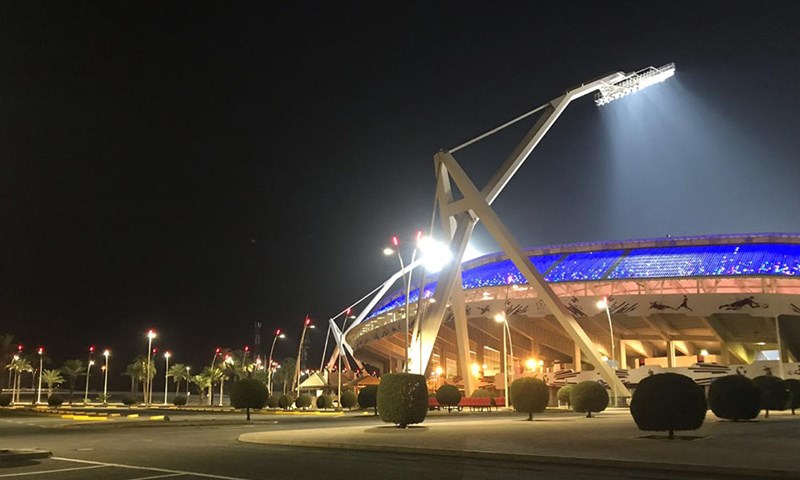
[343,233,800,393]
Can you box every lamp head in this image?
[493,313,506,323]
[147,330,157,340]
[383,247,394,256]
[596,299,608,310]
[103,349,110,357]
[164,351,171,359]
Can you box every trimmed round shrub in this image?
[0,394,11,406]
[557,385,573,408]
[708,375,760,421]
[295,394,311,410]
[121,395,137,406]
[47,394,64,407]
[316,394,333,410]
[630,373,706,439]
[267,393,281,408]
[340,390,358,409]
[510,377,549,421]
[435,384,461,410]
[377,373,428,428]
[172,395,188,407]
[571,381,609,417]
[753,375,789,418]
[230,378,269,420]
[278,394,293,409]
[358,385,378,414]
[785,379,800,415]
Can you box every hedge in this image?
[173,395,188,407]
[510,377,549,421]
[316,394,333,410]
[267,393,281,408]
[753,375,789,418]
[630,373,706,439]
[0,394,11,407]
[571,381,608,418]
[294,394,311,410]
[278,394,294,409]
[708,375,760,421]
[557,385,573,408]
[47,394,64,407]
[121,395,137,406]
[340,391,358,409]
[377,373,428,428]
[358,385,378,415]
[785,378,800,415]
[435,385,461,411]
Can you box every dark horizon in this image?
[2,2,799,386]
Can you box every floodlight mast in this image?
[595,63,676,106]
[412,62,675,399]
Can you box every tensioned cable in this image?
[318,282,387,370]
[449,103,549,153]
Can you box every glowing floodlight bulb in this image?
[594,63,676,106]
[418,236,452,273]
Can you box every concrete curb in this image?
[0,449,52,463]
[237,435,800,479]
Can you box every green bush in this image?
[47,394,64,407]
[278,394,293,409]
[358,385,379,414]
[630,373,706,439]
[557,385,573,408]
[173,395,187,407]
[316,394,333,410]
[510,377,549,421]
[0,394,11,406]
[340,390,358,409]
[122,395,137,406]
[96,393,110,404]
[230,378,269,420]
[785,379,800,415]
[377,373,428,428]
[571,381,609,417]
[295,394,311,410]
[753,375,789,418]
[708,375,760,421]
[435,384,461,410]
[267,393,281,408]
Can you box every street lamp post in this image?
[267,330,285,395]
[337,312,356,407]
[597,297,617,407]
[163,351,171,405]
[295,317,314,397]
[219,355,232,407]
[83,359,95,404]
[102,350,110,404]
[145,330,156,405]
[36,347,44,405]
[185,366,191,399]
[494,313,515,409]
[384,232,421,373]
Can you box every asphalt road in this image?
[0,412,747,480]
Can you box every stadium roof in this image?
[368,233,800,319]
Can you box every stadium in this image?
[339,232,800,395]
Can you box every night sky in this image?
[2,2,798,380]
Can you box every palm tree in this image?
[7,356,33,403]
[0,333,16,395]
[123,356,155,401]
[60,360,85,404]
[191,372,212,404]
[41,369,64,396]
[200,366,224,406]
[167,363,190,395]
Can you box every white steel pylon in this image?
[409,69,658,398]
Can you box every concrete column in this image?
[776,317,785,378]
[720,342,731,365]
[667,341,676,368]
[574,342,582,371]
[619,340,627,369]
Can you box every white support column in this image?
[619,340,627,370]
[776,317,785,379]
[667,341,676,368]
[574,342,582,371]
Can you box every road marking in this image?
[52,457,253,480]
[0,465,107,477]
[128,474,184,480]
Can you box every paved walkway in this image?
[240,409,800,478]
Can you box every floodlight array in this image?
[594,62,676,106]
